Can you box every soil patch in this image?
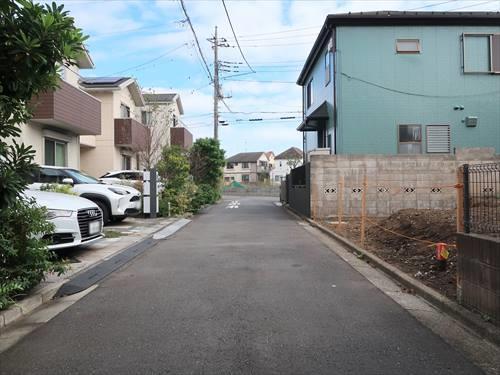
[322,209,457,299]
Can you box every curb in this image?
[284,204,500,347]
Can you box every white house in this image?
[270,147,303,184]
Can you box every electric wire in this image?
[178,0,213,82]
[221,0,255,73]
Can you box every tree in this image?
[190,138,225,188]
[0,0,86,309]
[0,0,87,208]
[136,101,174,170]
[287,156,302,169]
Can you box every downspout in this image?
[332,26,338,155]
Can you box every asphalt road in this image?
[0,196,482,374]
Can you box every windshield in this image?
[65,169,100,184]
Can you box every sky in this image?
[53,0,500,157]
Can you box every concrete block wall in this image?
[310,149,499,219]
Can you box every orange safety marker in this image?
[435,242,449,261]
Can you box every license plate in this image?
[89,220,101,235]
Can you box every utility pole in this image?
[208,26,229,141]
[213,26,219,140]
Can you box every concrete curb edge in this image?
[284,204,500,347]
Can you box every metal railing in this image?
[462,163,500,235]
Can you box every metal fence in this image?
[281,164,311,217]
[462,163,500,236]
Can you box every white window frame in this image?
[324,51,331,85]
[396,39,421,54]
[397,124,422,154]
[306,79,313,109]
[462,33,500,74]
[44,138,68,167]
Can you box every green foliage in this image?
[0,199,65,310]
[159,180,198,216]
[40,183,77,195]
[157,146,190,189]
[190,138,225,188]
[0,0,87,209]
[190,183,221,212]
[0,1,83,309]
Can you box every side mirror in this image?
[62,178,74,186]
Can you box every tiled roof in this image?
[143,93,177,103]
[79,77,130,87]
[226,152,266,163]
[275,147,302,160]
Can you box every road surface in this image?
[0,196,482,374]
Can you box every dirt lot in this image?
[321,209,458,300]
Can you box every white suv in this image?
[29,166,142,225]
[24,190,104,250]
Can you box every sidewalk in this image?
[0,216,177,331]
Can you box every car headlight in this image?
[46,209,73,220]
[108,187,128,195]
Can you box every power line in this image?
[178,0,213,82]
[407,0,457,11]
[108,43,187,75]
[236,25,321,38]
[222,79,297,84]
[220,98,234,113]
[221,111,301,114]
[341,72,500,98]
[446,0,498,10]
[221,0,255,73]
[226,33,317,42]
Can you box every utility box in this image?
[465,116,478,127]
[143,170,159,217]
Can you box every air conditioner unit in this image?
[465,116,478,127]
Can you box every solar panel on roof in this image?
[81,77,124,84]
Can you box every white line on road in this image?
[225,200,240,209]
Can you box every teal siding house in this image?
[297,12,500,157]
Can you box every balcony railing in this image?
[114,118,149,148]
[30,80,101,135]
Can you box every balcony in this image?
[170,127,193,149]
[30,80,101,135]
[114,118,149,148]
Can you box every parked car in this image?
[99,170,143,187]
[29,166,142,225]
[24,189,104,250]
[100,169,164,192]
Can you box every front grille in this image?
[78,207,103,240]
[43,233,74,245]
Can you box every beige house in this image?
[79,77,147,178]
[224,152,273,184]
[140,93,191,165]
[19,52,101,169]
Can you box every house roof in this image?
[80,77,145,107]
[297,11,500,85]
[275,147,302,160]
[226,152,266,163]
[143,93,184,115]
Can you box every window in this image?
[398,125,422,154]
[463,33,500,73]
[259,161,267,167]
[44,139,67,166]
[227,162,234,169]
[426,125,450,153]
[396,39,421,54]
[274,175,280,182]
[141,110,151,125]
[122,155,132,170]
[242,162,249,169]
[172,114,178,127]
[324,51,331,85]
[242,174,250,182]
[120,104,130,118]
[279,161,282,167]
[306,79,313,108]
[39,168,66,183]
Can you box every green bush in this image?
[190,183,221,212]
[159,180,197,216]
[0,199,65,310]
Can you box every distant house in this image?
[297,11,500,159]
[270,147,303,184]
[224,152,272,184]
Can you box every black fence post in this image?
[463,164,470,233]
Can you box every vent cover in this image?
[426,125,450,153]
[465,116,478,127]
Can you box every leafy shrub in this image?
[0,199,65,310]
[159,180,197,216]
[190,184,221,212]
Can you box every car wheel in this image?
[95,200,110,225]
[112,216,126,223]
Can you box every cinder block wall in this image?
[310,149,499,219]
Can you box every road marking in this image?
[273,202,282,206]
[153,218,191,239]
[226,200,240,209]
